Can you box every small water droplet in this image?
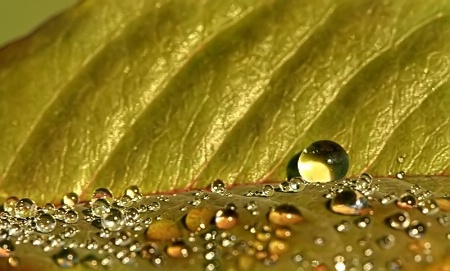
[35,213,56,233]
[335,220,351,233]
[380,193,398,205]
[407,221,426,239]
[14,198,37,218]
[290,140,349,183]
[3,197,18,214]
[262,185,275,196]
[334,255,346,271]
[53,248,79,268]
[355,216,371,228]
[386,211,411,229]
[330,189,373,215]
[166,240,190,258]
[377,234,396,249]
[113,231,132,246]
[386,258,402,271]
[397,193,417,209]
[288,177,306,192]
[215,208,238,230]
[92,187,114,200]
[397,155,405,163]
[101,208,124,231]
[274,227,292,239]
[211,179,226,195]
[140,242,160,259]
[64,210,79,224]
[268,204,303,226]
[81,254,101,270]
[313,236,325,246]
[62,192,79,207]
[8,255,20,268]
[396,171,406,179]
[124,185,143,201]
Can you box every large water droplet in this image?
[288,140,349,183]
[330,189,372,215]
[124,185,143,201]
[53,248,79,268]
[14,198,37,218]
[92,187,114,200]
[91,198,111,218]
[35,213,57,233]
[101,208,124,231]
[211,179,226,195]
[397,193,417,209]
[267,204,303,226]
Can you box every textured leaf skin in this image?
[0,1,449,204]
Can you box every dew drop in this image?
[289,140,349,183]
[386,211,410,230]
[335,220,351,233]
[64,210,79,224]
[101,208,124,231]
[274,227,292,239]
[396,171,406,179]
[211,179,226,195]
[268,204,303,226]
[3,197,18,214]
[43,202,56,214]
[215,208,238,230]
[113,231,132,246]
[62,192,79,207]
[288,177,306,192]
[380,193,397,205]
[330,189,373,216]
[35,213,57,233]
[377,234,396,249]
[90,198,111,218]
[14,198,37,218]
[53,248,79,268]
[124,185,143,201]
[397,155,405,163]
[355,216,371,228]
[397,193,417,209]
[92,187,114,200]
[407,221,426,239]
[166,240,190,258]
[0,240,15,254]
[262,185,275,197]
[139,242,160,259]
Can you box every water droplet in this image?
[148,201,161,212]
[53,248,79,268]
[397,155,405,163]
[184,207,215,232]
[288,140,349,183]
[334,255,346,271]
[313,236,326,246]
[54,206,67,221]
[397,193,417,209]
[407,221,426,239]
[92,187,114,200]
[35,213,56,233]
[81,254,101,270]
[211,179,226,195]
[355,216,371,228]
[386,211,410,229]
[396,171,406,179]
[268,204,303,226]
[113,231,132,246]
[438,214,450,226]
[288,177,306,192]
[8,256,20,268]
[335,220,351,233]
[214,208,238,230]
[268,240,288,256]
[166,240,189,258]
[62,192,79,207]
[124,185,143,201]
[0,240,15,255]
[140,242,160,259]
[91,198,111,218]
[274,227,292,239]
[380,193,398,205]
[146,219,181,241]
[330,189,373,215]
[64,210,79,224]
[101,208,124,231]
[377,234,396,249]
[418,199,439,215]
[14,198,37,218]
[3,197,18,214]
[262,185,275,197]
[43,202,56,214]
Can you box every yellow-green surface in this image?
[0,0,449,203]
[0,0,77,46]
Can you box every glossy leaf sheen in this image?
[0,0,449,202]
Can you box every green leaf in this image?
[0,0,449,204]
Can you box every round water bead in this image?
[53,248,79,268]
[91,198,111,218]
[101,208,124,231]
[418,199,439,215]
[124,185,143,201]
[14,198,37,219]
[386,211,410,230]
[62,192,79,207]
[397,193,417,209]
[407,221,426,239]
[92,187,114,200]
[262,185,275,197]
[166,240,190,258]
[267,204,303,226]
[35,213,57,233]
[287,140,349,183]
[330,189,373,216]
[64,210,79,224]
[211,179,226,194]
[3,196,19,214]
[215,208,239,230]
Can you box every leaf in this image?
[0,0,449,203]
